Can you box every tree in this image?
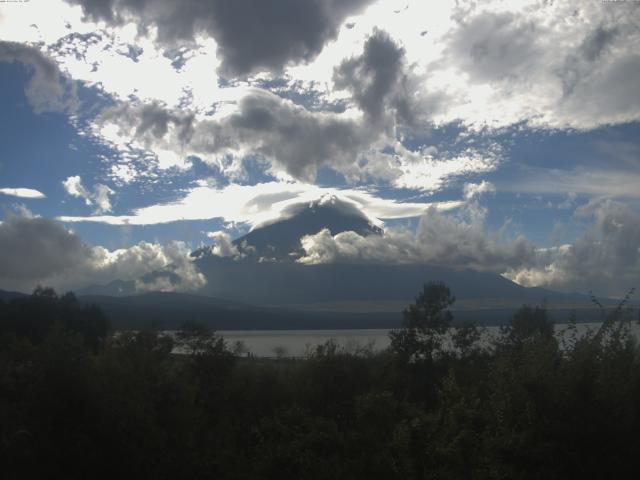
[176,320,217,355]
[0,288,109,349]
[501,304,554,346]
[390,282,455,361]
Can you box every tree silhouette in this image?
[390,282,455,361]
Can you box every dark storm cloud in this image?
[216,90,375,180]
[94,25,446,183]
[0,216,88,283]
[333,29,439,129]
[334,29,404,121]
[97,89,380,182]
[65,0,374,77]
[0,217,205,293]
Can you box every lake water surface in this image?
[217,322,640,358]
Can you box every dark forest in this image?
[2,284,640,479]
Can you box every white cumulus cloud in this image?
[506,199,640,297]
[298,202,538,274]
[63,175,115,213]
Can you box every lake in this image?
[217,322,640,358]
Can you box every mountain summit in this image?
[189,195,591,312]
[197,195,383,261]
[237,195,382,259]
[81,196,593,318]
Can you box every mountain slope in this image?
[76,196,606,327]
[0,289,28,302]
[194,257,588,307]
[194,196,382,261]
[78,292,401,330]
[191,198,593,310]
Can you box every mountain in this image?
[193,196,382,261]
[77,291,611,330]
[77,279,137,297]
[76,292,401,330]
[76,272,182,297]
[0,289,28,302]
[75,196,612,328]
[0,288,611,331]
[193,258,591,309]
[191,197,598,316]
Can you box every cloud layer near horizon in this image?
[0,217,205,293]
[298,201,540,273]
[297,199,640,297]
[1,196,638,298]
[505,199,640,298]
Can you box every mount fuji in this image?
[74,196,604,328]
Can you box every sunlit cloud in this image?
[0,188,46,199]
[0,216,205,293]
[62,175,114,213]
[57,181,463,227]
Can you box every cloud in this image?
[448,11,539,85]
[8,204,38,219]
[0,187,46,199]
[506,199,640,297]
[298,201,538,274]
[498,167,640,199]
[77,28,468,186]
[67,21,499,188]
[92,82,499,187]
[0,216,205,293]
[463,181,495,200]
[65,0,373,77]
[296,195,640,297]
[62,176,114,213]
[93,88,377,182]
[204,231,242,258]
[6,1,639,133]
[57,181,463,227]
[437,1,640,129]
[0,41,77,114]
[333,28,429,127]
[94,101,197,171]
[390,143,502,192]
[62,176,89,201]
[0,216,86,289]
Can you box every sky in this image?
[0,0,639,297]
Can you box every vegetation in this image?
[1,284,639,479]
